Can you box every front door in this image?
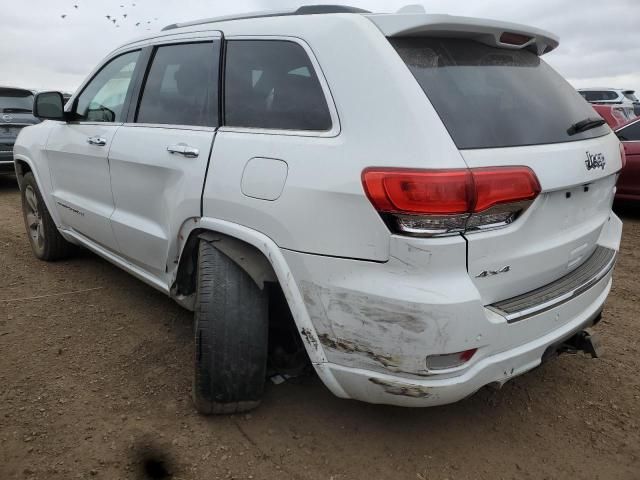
[108,39,221,277]
[46,50,141,252]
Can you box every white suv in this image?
[578,87,640,118]
[14,6,623,414]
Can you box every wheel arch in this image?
[170,217,332,368]
[13,157,33,190]
[13,154,64,229]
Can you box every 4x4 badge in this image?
[585,152,606,171]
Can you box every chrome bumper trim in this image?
[488,246,617,323]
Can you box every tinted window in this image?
[0,88,33,113]
[623,91,639,102]
[225,40,332,131]
[137,42,219,127]
[391,38,610,149]
[75,51,140,122]
[617,121,640,141]
[580,91,620,102]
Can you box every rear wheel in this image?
[20,172,75,261]
[193,240,269,415]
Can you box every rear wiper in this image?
[567,117,607,136]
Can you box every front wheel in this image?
[20,172,75,261]
[192,240,269,415]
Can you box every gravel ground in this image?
[1,174,639,480]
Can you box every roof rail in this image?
[295,5,371,14]
[162,5,371,31]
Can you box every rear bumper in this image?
[321,276,610,407]
[286,213,622,407]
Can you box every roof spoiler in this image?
[368,14,559,55]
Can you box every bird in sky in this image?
[73,4,78,9]
[61,14,67,19]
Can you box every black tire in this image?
[193,240,269,415]
[20,172,75,261]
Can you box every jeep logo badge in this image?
[585,151,606,171]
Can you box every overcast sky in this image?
[2,0,639,93]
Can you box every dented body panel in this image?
[282,216,621,406]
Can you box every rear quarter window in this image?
[390,38,610,149]
[224,40,332,131]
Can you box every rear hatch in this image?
[0,87,38,153]
[389,36,621,304]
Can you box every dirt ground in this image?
[0,174,638,480]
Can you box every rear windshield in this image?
[390,38,610,149]
[623,91,639,102]
[0,88,34,113]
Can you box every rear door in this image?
[46,51,141,251]
[390,38,621,304]
[617,120,640,198]
[108,37,221,277]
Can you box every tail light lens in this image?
[362,166,540,237]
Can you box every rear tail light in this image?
[620,142,627,169]
[362,166,540,237]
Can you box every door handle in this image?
[87,136,107,146]
[167,144,199,158]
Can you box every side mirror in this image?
[33,91,66,121]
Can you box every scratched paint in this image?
[368,378,434,399]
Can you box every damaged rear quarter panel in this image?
[285,236,491,377]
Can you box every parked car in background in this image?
[615,118,640,203]
[14,7,622,414]
[579,87,639,117]
[0,87,40,175]
[592,104,634,129]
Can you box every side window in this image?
[618,121,640,141]
[582,91,618,102]
[136,42,219,127]
[75,51,140,123]
[224,40,332,131]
